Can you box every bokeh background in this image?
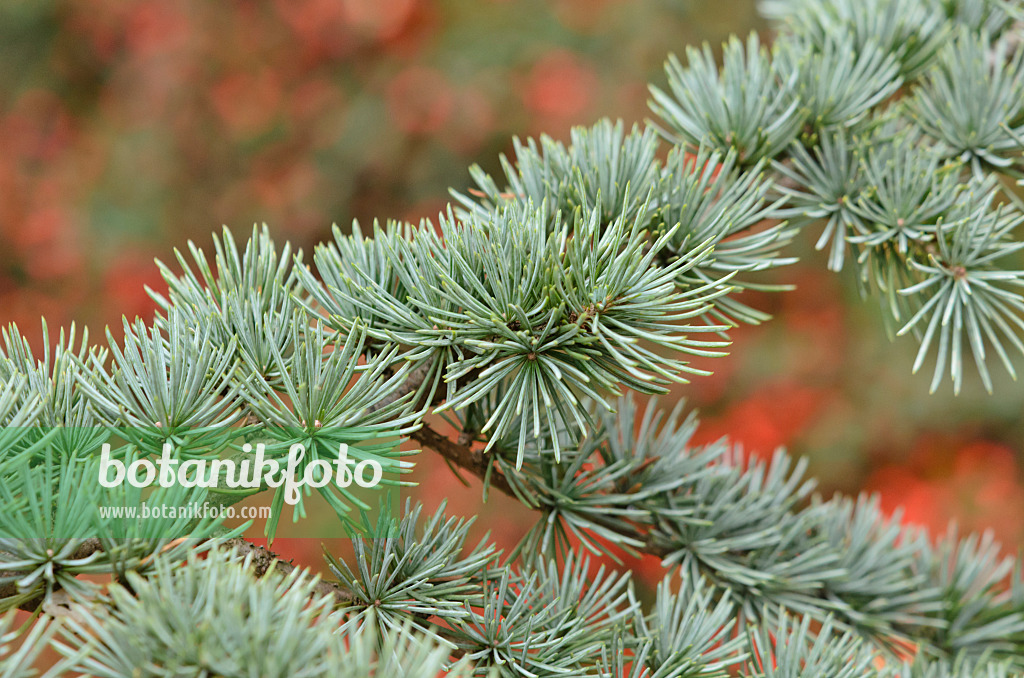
[3,0,1024,583]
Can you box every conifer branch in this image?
[5,1,1024,674]
[0,537,359,612]
[409,424,513,497]
[219,537,358,606]
[0,538,102,612]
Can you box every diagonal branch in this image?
[410,424,515,497]
[368,357,440,415]
[378,354,666,556]
[0,537,359,613]
[220,537,357,605]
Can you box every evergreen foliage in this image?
[2,0,1024,675]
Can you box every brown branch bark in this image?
[368,357,439,414]
[219,537,357,606]
[371,354,519,496]
[0,538,103,612]
[410,424,515,498]
[370,354,485,416]
[0,536,360,613]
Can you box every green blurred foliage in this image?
[0,0,760,334]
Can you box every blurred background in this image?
[2,0,1023,575]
